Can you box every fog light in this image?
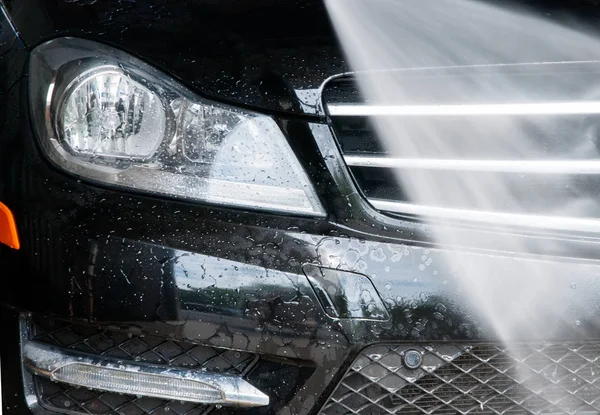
[22,340,269,407]
[53,364,222,403]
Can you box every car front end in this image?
[4,1,600,414]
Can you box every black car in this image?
[4,1,600,414]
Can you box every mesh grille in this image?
[29,316,258,415]
[320,343,600,415]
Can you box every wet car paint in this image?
[3,106,600,413]
[4,0,600,117]
[1,0,343,117]
[57,232,600,344]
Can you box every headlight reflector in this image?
[59,69,166,160]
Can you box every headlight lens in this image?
[30,38,325,217]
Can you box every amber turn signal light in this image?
[0,202,20,250]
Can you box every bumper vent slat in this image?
[319,343,600,415]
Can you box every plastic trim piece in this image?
[0,201,20,249]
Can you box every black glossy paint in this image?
[4,1,600,414]
[3,0,600,116]
[2,0,344,116]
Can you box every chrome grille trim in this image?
[370,199,600,233]
[327,101,600,117]
[345,156,600,174]
[325,69,600,231]
[319,343,600,415]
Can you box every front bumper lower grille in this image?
[320,343,600,415]
[26,316,258,415]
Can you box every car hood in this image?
[6,0,600,116]
[5,0,345,116]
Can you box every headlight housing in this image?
[29,38,325,217]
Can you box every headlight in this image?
[29,38,325,217]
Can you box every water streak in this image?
[325,0,600,342]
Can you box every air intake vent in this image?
[320,343,600,415]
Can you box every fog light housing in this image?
[22,340,270,407]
